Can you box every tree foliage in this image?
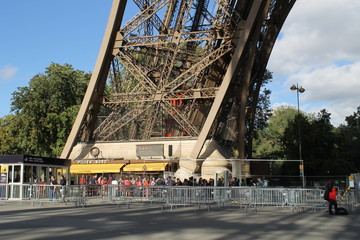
[252,70,273,132]
[336,107,360,172]
[282,109,343,175]
[0,63,90,157]
[253,106,298,159]
[0,115,22,154]
[244,69,273,158]
[253,106,359,176]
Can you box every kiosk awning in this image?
[70,164,124,174]
[122,163,168,172]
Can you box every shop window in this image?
[13,166,21,183]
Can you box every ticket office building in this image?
[0,155,71,199]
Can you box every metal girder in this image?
[114,51,157,91]
[158,0,195,87]
[165,40,234,92]
[94,103,151,140]
[190,0,263,159]
[104,87,219,104]
[132,0,168,33]
[160,101,199,136]
[142,102,162,138]
[243,0,297,158]
[121,0,169,37]
[213,0,241,23]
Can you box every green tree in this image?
[0,115,23,154]
[345,106,360,130]
[336,106,360,172]
[244,69,273,158]
[253,106,348,176]
[253,106,298,159]
[282,109,355,176]
[2,63,90,157]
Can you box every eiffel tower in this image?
[61,0,296,180]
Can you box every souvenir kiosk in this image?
[0,155,71,199]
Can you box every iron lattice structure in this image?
[61,0,296,159]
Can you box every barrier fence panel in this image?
[11,184,87,206]
[0,184,356,212]
[338,189,356,213]
[0,184,8,199]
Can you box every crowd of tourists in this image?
[77,174,269,187]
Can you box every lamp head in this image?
[290,84,297,91]
[299,87,305,93]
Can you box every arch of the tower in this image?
[61,0,296,180]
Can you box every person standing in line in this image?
[88,175,97,196]
[49,176,57,200]
[166,176,174,186]
[101,177,108,197]
[240,179,246,186]
[326,180,338,215]
[176,178,183,186]
[263,179,268,187]
[79,175,86,185]
[125,177,132,196]
[150,177,156,186]
[257,178,264,187]
[97,175,102,185]
[79,174,87,197]
[60,175,67,201]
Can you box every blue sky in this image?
[1,0,360,126]
[0,0,115,114]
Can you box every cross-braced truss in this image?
[61,0,296,160]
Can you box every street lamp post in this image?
[290,84,305,187]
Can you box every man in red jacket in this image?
[326,181,338,215]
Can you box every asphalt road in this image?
[0,201,359,240]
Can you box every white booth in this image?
[0,155,70,199]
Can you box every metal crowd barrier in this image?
[0,184,86,207]
[0,184,354,212]
[154,187,328,211]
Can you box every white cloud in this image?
[282,62,360,126]
[287,62,360,103]
[0,65,18,81]
[268,0,360,126]
[304,100,357,127]
[269,0,360,77]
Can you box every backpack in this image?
[324,184,333,200]
[323,190,329,200]
[337,207,349,215]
